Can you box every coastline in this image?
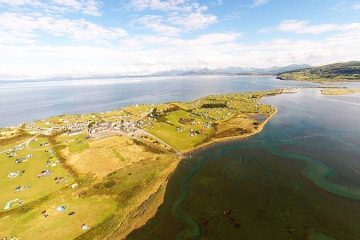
[0,89,281,240]
[181,107,278,156]
[119,106,279,238]
[277,77,360,84]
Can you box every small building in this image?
[82,224,91,230]
[55,205,66,212]
[4,199,24,210]
[8,172,18,178]
[37,170,51,178]
[9,152,17,158]
[14,144,24,150]
[15,157,25,164]
[68,129,82,136]
[176,127,183,132]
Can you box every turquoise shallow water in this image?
[128,89,360,240]
[2,77,360,239]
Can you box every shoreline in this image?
[181,107,278,157]
[120,106,279,238]
[0,89,282,240]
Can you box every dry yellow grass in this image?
[215,113,257,138]
[65,136,163,178]
[0,128,19,139]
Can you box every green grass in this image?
[68,140,89,154]
[0,89,283,239]
[0,135,120,240]
[112,149,125,162]
[28,137,49,150]
[146,110,215,151]
[58,134,90,154]
[0,132,31,152]
[0,132,178,240]
[278,61,360,82]
[310,233,336,240]
[0,190,116,240]
[0,138,74,213]
[75,152,178,240]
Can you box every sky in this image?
[0,0,360,78]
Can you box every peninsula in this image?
[0,89,288,240]
[277,61,360,83]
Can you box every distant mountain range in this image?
[0,64,312,82]
[3,62,360,83]
[151,64,312,76]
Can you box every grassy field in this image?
[0,90,282,239]
[78,149,179,240]
[214,113,260,139]
[0,136,74,213]
[0,133,180,240]
[146,110,216,151]
[146,91,278,152]
[0,191,116,240]
[0,131,31,152]
[0,128,21,140]
[63,136,168,178]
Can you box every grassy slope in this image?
[0,191,116,240]
[0,136,74,212]
[0,132,179,240]
[278,61,360,82]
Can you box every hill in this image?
[277,61,360,82]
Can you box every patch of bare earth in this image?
[214,114,258,139]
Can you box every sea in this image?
[0,75,321,127]
[1,75,360,239]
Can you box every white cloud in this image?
[278,20,338,34]
[252,0,270,7]
[0,12,127,44]
[0,0,42,7]
[0,1,359,79]
[130,0,187,11]
[135,15,181,36]
[262,20,360,35]
[170,11,217,31]
[353,2,360,10]
[51,0,103,16]
[0,0,103,16]
[129,0,217,35]
[1,25,360,78]
[188,32,241,45]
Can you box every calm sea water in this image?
[0,75,320,127]
[128,89,360,240]
[2,76,360,239]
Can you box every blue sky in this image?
[0,0,360,78]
